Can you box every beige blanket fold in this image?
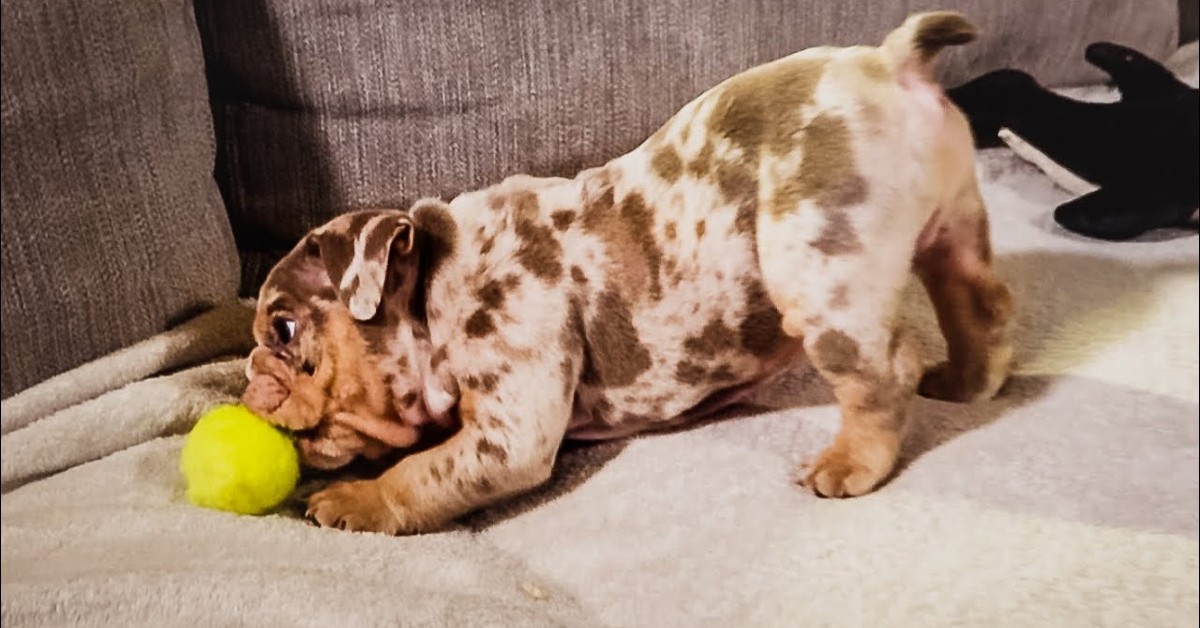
[1,301,256,435]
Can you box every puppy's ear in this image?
[326,212,417,321]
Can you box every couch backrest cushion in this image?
[1,0,241,397]
[196,0,1179,293]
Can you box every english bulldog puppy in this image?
[244,11,1014,534]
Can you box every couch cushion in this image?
[194,0,1179,293]
[0,0,241,397]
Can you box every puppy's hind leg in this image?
[914,181,1014,403]
[757,202,923,498]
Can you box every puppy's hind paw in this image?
[918,359,1007,403]
[797,435,897,498]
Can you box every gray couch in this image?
[1,0,1188,397]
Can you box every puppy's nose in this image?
[272,349,296,370]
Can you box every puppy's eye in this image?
[273,317,298,344]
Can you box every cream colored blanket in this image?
[3,54,1197,628]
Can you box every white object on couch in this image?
[997,127,1100,196]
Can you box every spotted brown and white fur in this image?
[243,12,1014,534]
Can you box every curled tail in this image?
[881,11,977,69]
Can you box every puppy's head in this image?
[250,207,457,467]
[254,209,417,365]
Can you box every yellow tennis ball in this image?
[180,404,299,515]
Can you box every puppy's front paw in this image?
[306,480,405,535]
[799,440,892,498]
